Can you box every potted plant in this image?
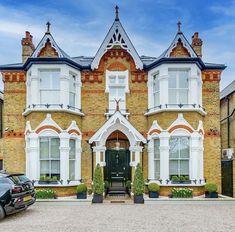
[133,163,145,204]
[104,180,109,196]
[205,183,218,198]
[92,164,104,203]
[171,175,191,184]
[76,183,87,199]
[148,182,160,198]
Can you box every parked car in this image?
[0,171,36,220]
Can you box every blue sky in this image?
[0,0,234,90]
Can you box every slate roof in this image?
[221,80,235,99]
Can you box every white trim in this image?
[165,33,198,58]
[91,20,143,70]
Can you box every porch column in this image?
[93,145,106,167]
[75,140,82,181]
[59,131,70,183]
[159,131,170,184]
[147,140,155,180]
[191,132,201,181]
[26,132,39,180]
[129,145,143,168]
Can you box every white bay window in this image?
[147,64,205,115]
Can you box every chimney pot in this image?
[21,31,35,63]
[191,32,203,57]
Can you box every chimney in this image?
[191,32,203,57]
[21,31,35,63]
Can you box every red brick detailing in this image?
[107,61,127,71]
[2,71,26,83]
[81,90,104,94]
[205,129,220,137]
[149,129,161,135]
[38,40,58,58]
[36,125,61,134]
[107,131,128,140]
[5,90,26,94]
[168,125,193,133]
[81,71,103,83]
[170,40,191,57]
[202,70,221,82]
[68,129,80,136]
[4,131,24,138]
[131,71,147,83]
[83,131,95,138]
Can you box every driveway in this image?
[1,201,235,232]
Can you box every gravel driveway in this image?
[1,201,235,232]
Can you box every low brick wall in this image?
[35,186,78,197]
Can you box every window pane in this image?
[40,90,60,104]
[51,71,60,89]
[168,89,177,104]
[179,71,188,88]
[51,161,60,175]
[69,160,75,180]
[69,139,76,159]
[169,160,178,176]
[69,92,76,107]
[40,161,49,175]
[40,138,49,159]
[153,75,159,92]
[179,90,188,104]
[180,137,190,158]
[154,160,160,179]
[118,76,125,84]
[51,138,60,159]
[154,139,160,159]
[180,160,189,175]
[109,76,116,84]
[168,71,177,88]
[169,137,179,158]
[154,92,160,106]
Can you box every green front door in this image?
[104,149,131,186]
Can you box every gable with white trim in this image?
[91,20,143,70]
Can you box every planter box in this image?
[38,180,59,185]
[171,180,191,184]
[205,191,218,198]
[77,192,87,199]
[134,194,144,204]
[149,191,159,198]
[92,193,103,203]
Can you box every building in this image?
[0,7,226,196]
[0,91,3,170]
[220,81,235,197]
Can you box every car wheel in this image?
[0,204,5,221]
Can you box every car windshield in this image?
[8,175,31,184]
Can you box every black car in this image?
[0,172,36,220]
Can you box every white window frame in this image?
[39,137,60,180]
[153,139,160,179]
[169,136,190,178]
[69,72,77,108]
[146,63,205,116]
[105,70,129,115]
[153,73,160,107]
[69,138,76,180]
[24,64,83,116]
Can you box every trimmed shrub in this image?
[77,183,87,193]
[36,189,56,199]
[133,163,145,195]
[205,183,217,193]
[171,176,179,181]
[92,164,104,195]
[171,188,193,198]
[148,183,160,192]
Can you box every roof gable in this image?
[31,31,70,59]
[164,32,198,58]
[91,14,143,70]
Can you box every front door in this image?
[221,160,233,197]
[104,149,131,187]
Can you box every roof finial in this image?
[46,21,51,33]
[115,5,119,21]
[177,19,181,33]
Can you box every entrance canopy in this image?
[89,111,146,147]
